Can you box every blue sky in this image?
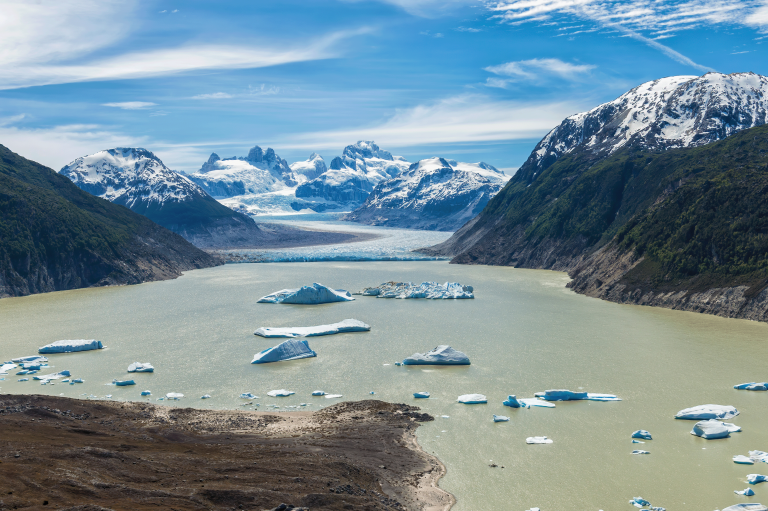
[1,0,767,173]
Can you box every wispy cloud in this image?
[102,101,157,110]
[190,85,280,100]
[191,92,234,100]
[343,0,475,18]
[484,58,596,82]
[456,26,483,32]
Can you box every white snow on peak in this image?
[289,153,327,183]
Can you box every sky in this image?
[1,0,767,174]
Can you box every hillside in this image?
[0,145,220,298]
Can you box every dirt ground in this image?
[0,395,454,511]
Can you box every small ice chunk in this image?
[127,362,154,373]
[312,390,326,396]
[493,415,509,422]
[240,392,258,399]
[457,394,487,404]
[166,392,184,399]
[748,474,768,484]
[734,382,768,391]
[629,497,651,507]
[534,389,620,401]
[370,391,375,395]
[267,389,295,397]
[734,455,755,465]
[441,415,450,418]
[402,345,470,365]
[413,392,430,399]
[0,363,17,373]
[140,390,151,396]
[518,398,556,408]
[502,395,521,408]
[324,394,342,399]
[691,419,740,439]
[201,394,211,399]
[257,283,354,304]
[251,339,317,364]
[394,362,402,366]
[632,450,650,455]
[750,451,768,463]
[32,370,70,381]
[723,504,768,511]
[11,356,48,364]
[632,430,653,440]
[526,436,553,444]
[113,379,135,386]
[17,378,29,382]
[675,404,739,420]
[736,488,756,496]
[255,319,370,338]
[71,378,84,383]
[632,440,645,444]
[38,339,103,354]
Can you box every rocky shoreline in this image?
[0,395,454,511]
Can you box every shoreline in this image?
[0,395,454,511]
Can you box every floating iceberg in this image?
[632,450,650,455]
[493,415,509,422]
[526,436,553,444]
[736,488,756,496]
[402,345,470,365]
[140,390,151,396]
[11,355,48,363]
[38,339,103,354]
[534,389,620,401]
[632,440,645,444]
[33,370,70,381]
[251,339,317,364]
[0,363,16,374]
[723,505,768,511]
[240,392,258,399]
[257,283,354,304]
[17,378,28,382]
[629,497,651,508]
[357,281,474,299]
[166,392,183,399]
[267,389,295,397]
[457,394,487,404]
[734,382,768,391]
[21,363,43,370]
[748,474,768,484]
[502,395,521,408]
[324,394,342,399]
[113,379,135,386]
[691,420,741,439]
[201,394,211,399]
[632,430,653,440]
[675,404,739,420]
[750,451,768,463]
[413,392,430,399]
[127,362,154,373]
[735,455,756,464]
[254,319,370,338]
[16,369,37,375]
[312,390,326,396]
[518,398,556,408]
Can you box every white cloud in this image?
[746,2,768,30]
[191,92,234,100]
[343,0,475,17]
[456,26,483,32]
[484,58,596,81]
[102,101,157,110]
[190,85,279,100]
[281,94,589,150]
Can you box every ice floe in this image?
[632,440,645,444]
[252,339,317,364]
[0,363,16,374]
[254,319,370,338]
[324,394,342,399]
[11,356,48,363]
[518,398,556,408]
[632,450,650,455]
[402,345,470,365]
[127,362,154,373]
[723,505,768,511]
[691,420,741,439]
[632,430,653,440]
[240,393,258,399]
[734,382,768,391]
[33,370,70,381]
[675,404,739,420]
[457,394,487,404]
[493,415,509,422]
[629,497,651,508]
[735,455,756,464]
[526,436,553,444]
[141,390,151,396]
[257,283,354,304]
[113,380,135,386]
[38,339,103,354]
[414,392,430,398]
[201,394,211,399]
[534,389,620,401]
[750,451,768,463]
[312,390,326,396]
[267,389,295,397]
[17,378,28,382]
[166,392,184,399]
[736,488,756,496]
[356,281,474,299]
[502,395,521,408]
[748,474,768,484]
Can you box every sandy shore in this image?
[0,395,454,511]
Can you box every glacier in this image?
[257,283,354,304]
[402,345,471,365]
[39,339,103,354]
[254,319,370,338]
[251,339,317,364]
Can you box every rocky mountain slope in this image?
[424,72,768,321]
[342,157,509,230]
[0,144,220,298]
[60,148,267,248]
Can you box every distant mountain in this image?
[293,141,410,211]
[60,148,266,248]
[0,144,219,298]
[343,157,508,231]
[289,153,327,183]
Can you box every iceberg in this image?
[750,451,768,463]
[11,356,48,363]
[675,404,739,420]
[257,283,354,304]
[735,455,755,464]
[17,378,28,382]
[0,363,16,374]
[518,398,556,408]
[166,392,183,399]
[534,389,620,401]
[630,497,651,507]
[457,394,487,404]
[140,390,151,396]
[734,382,768,391]
[493,415,510,422]
[240,392,258,399]
[201,394,211,399]
[251,339,317,364]
[254,318,370,338]
[357,281,474,299]
[413,392,430,398]
[267,389,295,397]
[21,363,43,370]
[16,369,37,375]
[503,395,521,408]
[33,370,70,381]
[113,379,136,386]
[723,505,768,511]
[526,436,553,444]
[402,345,470,365]
[736,488,756,496]
[691,420,740,439]
[632,450,651,454]
[71,378,84,383]
[632,440,645,444]
[38,339,103,354]
[127,362,154,373]
[748,474,768,484]
[324,394,342,399]
[632,430,653,440]
[312,390,326,396]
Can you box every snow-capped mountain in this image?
[189,145,298,198]
[60,148,265,248]
[343,157,509,231]
[289,153,327,183]
[520,72,768,183]
[293,141,410,211]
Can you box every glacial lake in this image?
[2,261,768,511]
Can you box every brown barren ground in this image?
[0,395,454,511]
